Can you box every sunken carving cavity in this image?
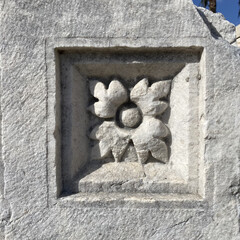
[89,78,171,164]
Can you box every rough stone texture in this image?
[119,107,141,128]
[237,24,240,47]
[0,1,240,240]
[197,7,236,44]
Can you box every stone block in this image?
[1,0,240,239]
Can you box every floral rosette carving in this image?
[88,78,171,164]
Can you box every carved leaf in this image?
[90,121,130,162]
[89,81,107,101]
[130,78,171,117]
[148,138,168,163]
[89,80,128,118]
[131,117,169,163]
[150,80,171,99]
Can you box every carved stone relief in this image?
[57,49,202,195]
[89,78,171,164]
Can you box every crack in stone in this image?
[167,216,193,230]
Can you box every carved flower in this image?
[89,78,171,164]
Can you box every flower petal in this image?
[89,81,107,101]
[130,78,148,101]
[148,138,168,163]
[133,145,149,164]
[108,80,128,104]
[89,80,128,118]
[131,116,169,163]
[88,101,114,118]
[90,121,130,162]
[135,117,169,139]
[130,78,171,117]
[150,80,171,99]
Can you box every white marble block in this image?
[1,0,240,239]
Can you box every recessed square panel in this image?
[57,48,203,197]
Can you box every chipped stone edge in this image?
[196,6,236,45]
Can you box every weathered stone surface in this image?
[237,24,240,47]
[119,107,141,128]
[130,79,171,117]
[89,80,128,118]
[89,78,170,164]
[0,0,240,239]
[197,7,236,44]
